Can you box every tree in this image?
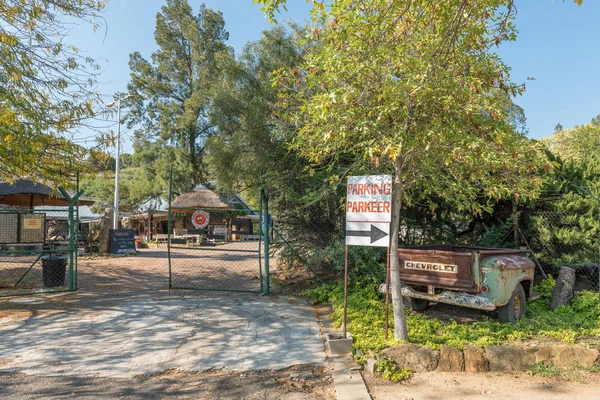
[86,151,115,172]
[206,25,306,193]
[81,150,146,213]
[255,0,583,23]
[273,0,547,340]
[126,0,233,199]
[544,115,600,163]
[207,25,351,250]
[0,0,107,185]
[529,116,600,271]
[80,168,141,214]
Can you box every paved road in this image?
[0,292,325,378]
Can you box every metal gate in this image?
[167,184,270,294]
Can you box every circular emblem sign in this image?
[191,210,210,229]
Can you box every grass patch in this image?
[528,362,565,378]
[528,362,600,382]
[302,276,600,367]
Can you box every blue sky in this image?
[72,0,598,153]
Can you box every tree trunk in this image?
[390,156,409,341]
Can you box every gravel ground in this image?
[0,249,335,398]
[0,365,335,400]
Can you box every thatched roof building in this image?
[0,179,95,207]
[170,186,254,213]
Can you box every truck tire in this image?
[498,283,526,323]
[410,298,430,312]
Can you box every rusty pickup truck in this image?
[398,245,535,323]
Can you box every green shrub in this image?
[375,356,413,382]
[302,275,600,380]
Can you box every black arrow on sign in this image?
[347,224,388,244]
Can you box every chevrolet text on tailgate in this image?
[399,245,535,323]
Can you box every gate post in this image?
[262,188,270,295]
[168,167,173,290]
[58,186,83,291]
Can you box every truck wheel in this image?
[410,298,430,312]
[498,283,526,323]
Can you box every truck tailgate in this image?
[398,246,477,292]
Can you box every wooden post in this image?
[385,247,391,339]
[343,245,349,339]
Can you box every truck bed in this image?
[398,245,529,293]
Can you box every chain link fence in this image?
[168,208,268,293]
[0,207,78,297]
[521,207,600,292]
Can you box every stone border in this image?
[364,343,599,375]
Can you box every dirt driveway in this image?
[0,366,335,399]
[364,371,600,400]
[76,249,170,293]
[0,249,333,398]
[78,245,267,293]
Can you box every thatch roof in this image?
[0,179,95,207]
[170,187,233,211]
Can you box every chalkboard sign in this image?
[109,229,136,254]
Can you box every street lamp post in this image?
[107,93,132,230]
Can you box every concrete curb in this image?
[329,355,371,400]
[313,303,371,400]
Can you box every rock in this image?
[46,219,65,241]
[300,372,314,381]
[365,358,377,374]
[437,345,464,372]
[534,345,599,368]
[381,344,439,372]
[551,267,576,310]
[485,346,534,372]
[93,207,114,254]
[121,216,133,229]
[464,345,489,373]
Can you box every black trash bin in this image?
[41,254,67,288]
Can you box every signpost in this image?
[109,229,136,254]
[191,210,210,229]
[343,175,392,338]
[345,175,392,247]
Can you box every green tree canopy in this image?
[207,25,351,248]
[0,0,107,186]
[126,0,233,199]
[255,0,583,23]
[207,25,305,193]
[544,115,600,164]
[273,0,548,340]
[528,116,600,270]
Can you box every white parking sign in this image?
[345,175,392,247]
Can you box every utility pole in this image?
[106,94,132,230]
